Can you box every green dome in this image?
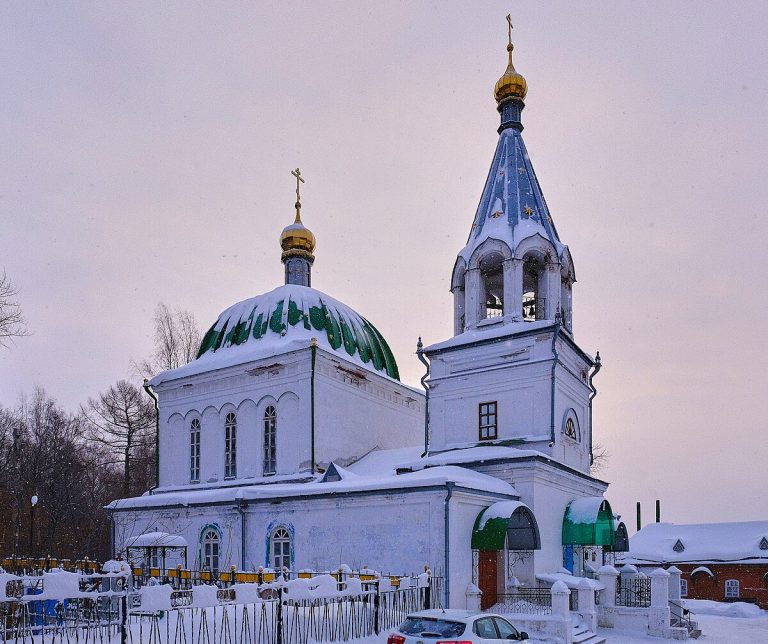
[196,284,400,380]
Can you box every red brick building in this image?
[618,521,768,609]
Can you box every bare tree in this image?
[0,270,27,347]
[81,381,156,497]
[135,303,202,377]
[590,441,610,474]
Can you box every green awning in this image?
[562,497,615,546]
[472,501,540,551]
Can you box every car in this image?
[386,609,529,643]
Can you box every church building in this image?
[109,25,626,609]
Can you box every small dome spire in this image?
[494,16,527,104]
[280,210,316,258]
[281,168,315,287]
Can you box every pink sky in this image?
[2,2,767,529]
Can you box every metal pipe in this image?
[416,337,430,456]
[656,499,661,523]
[636,501,641,532]
[143,379,160,492]
[443,481,454,607]
[237,499,246,569]
[588,351,602,465]
[549,314,561,444]
[310,339,317,473]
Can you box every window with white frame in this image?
[202,529,220,573]
[263,406,277,475]
[680,579,688,597]
[224,412,237,479]
[725,579,740,598]
[479,402,498,440]
[190,418,201,483]
[271,527,291,571]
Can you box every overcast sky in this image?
[2,1,767,530]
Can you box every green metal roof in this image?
[196,284,400,380]
[562,497,616,546]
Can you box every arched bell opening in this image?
[452,261,467,335]
[479,252,505,320]
[522,253,546,321]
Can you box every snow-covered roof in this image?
[424,319,556,354]
[125,532,187,548]
[108,465,518,511]
[399,445,551,471]
[150,284,401,385]
[457,127,567,266]
[621,521,768,564]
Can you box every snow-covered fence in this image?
[0,566,441,644]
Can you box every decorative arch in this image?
[469,239,513,322]
[451,257,467,334]
[467,237,513,270]
[472,501,541,551]
[562,409,581,442]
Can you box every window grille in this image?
[479,402,498,440]
[225,412,237,479]
[190,418,201,483]
[264,406,277,475]
[725,579,740,598]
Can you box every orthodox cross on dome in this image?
[291,167,305,222]
[506,14,513,46]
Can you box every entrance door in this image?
[478,550,499,609]
[563,544,574,574]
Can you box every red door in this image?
[478,550,499,609]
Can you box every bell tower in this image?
[423,22,598,474]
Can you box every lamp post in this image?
[30,495,38,560]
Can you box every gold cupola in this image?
[281,168,316,287]
[494,16,527,104]
[494,41,527,104]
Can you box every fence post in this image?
[120,593,128,644]
[550,581,570,619]
[577,578,597,632]
[276,584,283,644]
[373,580,380,635]
[597,565,618,608]
[424,580,431,610]
[465,583,482,611]
[649,568,671,637]
[666,565,683,623]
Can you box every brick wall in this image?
[677,563,768,609]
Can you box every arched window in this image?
[224,412,237,479]
[522,255,545,321]
[271,527,291,571]
[725,579,740,598]
[190,418,201,483]
[263,406,277,475]
[202,529,220,574]
[479,253,504,319]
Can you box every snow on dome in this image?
[151,284,399,384]
[125,532,187,548]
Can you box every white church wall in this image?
[314,351,424,468]
[153,350,314,488]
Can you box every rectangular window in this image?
[725,579,739,598]
[479,402,498,440]
[680,579,688,597]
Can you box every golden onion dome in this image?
[280,211,316,258]
[494,43,527,104]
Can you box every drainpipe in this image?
[416,337,430,456]
[549,313,561,445]
[237,499,246,569]
[443,481,454,607]
[310,338,317,474]
[143,379,160,492]
[588,351,602,466]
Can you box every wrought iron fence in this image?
[0,574,442,644]
[485,587,553,615]
[616,577,651,608]
[568,590,579,611]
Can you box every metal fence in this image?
[484,587,553,615]
[0,573,442,644]
[616,577,651,608]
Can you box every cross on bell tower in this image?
[280,167,316,287]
